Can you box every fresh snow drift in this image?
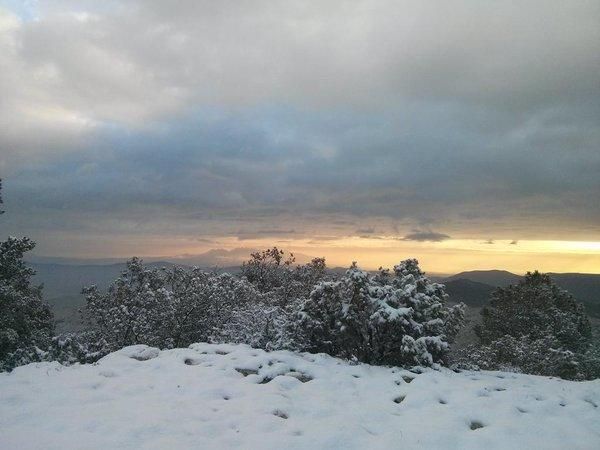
[1,344,599,449]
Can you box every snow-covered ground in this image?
[1,344,599,450]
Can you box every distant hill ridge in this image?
[26,263,600,332]
[447,270,521,287]
[443,270,600,318]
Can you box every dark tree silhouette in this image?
[0,179,54,371]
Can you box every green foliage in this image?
[241,247,295,293]
[478,271,591,351]
[470,271,596,379]
[0,237,54,371]
[82,258,172,351]
[299,259,465,367]
[82,258,262,354]
[241,247,327,305]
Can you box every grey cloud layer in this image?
[402,232,451,242]
[1,1,599,245]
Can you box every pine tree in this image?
[82,258,172,351]
[469,271,594,379]
[0,180,54,371]
[299,259,464,367]
[165,267,260,348]
[477,271,591,352]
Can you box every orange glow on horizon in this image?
[111,236,600,275]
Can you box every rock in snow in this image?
[1,343,599,449]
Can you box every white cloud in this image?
[1,1,598,154]
[1,1,599,248]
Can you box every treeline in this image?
[35,249,466,369]
[1,181,599,379]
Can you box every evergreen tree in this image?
[468,271,594,379]
[165,267,260,348]
[82,258,172,351]
[0,180,54,371]
[478,271,591,352]
[241,247,295,294]
[299,259,464,367]
[82,259,263,353]
[242,248,328,306]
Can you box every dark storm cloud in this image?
[1,1,599,246]
[401,232,451,242]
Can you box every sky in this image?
[0,0,599,274]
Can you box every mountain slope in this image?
[445,271,600,318]
[548,273,600,304]
[29,262,177,298]
[447,270,521,287]
[443,278,496,307]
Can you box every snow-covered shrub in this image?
[464,271,596,380]
[241,248,328,305]
[299,259,465,367]
[477,271,591,352]
[578,336,600,380]
[82,259,263,354]
[454,335,581,379]
[221,248,328,351]
[164,267,260,348]
[241,247,295,294]
[82,258,172,352]
[212,298,303,351]
[49,332,111,365]
[0,236,54,371]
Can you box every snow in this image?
[1,343,599,449]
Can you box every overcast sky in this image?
[1,0,599,272]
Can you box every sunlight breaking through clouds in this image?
[0,1,598,273]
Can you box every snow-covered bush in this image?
[477,271,591,352]
[82,258,173,352]
[0,181,55,371]
[578,334,600,380]
[48,332,111,365]
[299,259,465,367]
[81,259,263,355]
[212,298,302,351]
[218,248,328,351]
[0,236,55,372]
[463,271,596,380]
[454,335,581,378]
[241,247,295,294]
[242,248,328,305]
[164,267,260,348]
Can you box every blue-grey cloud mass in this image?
[0,1,599,258]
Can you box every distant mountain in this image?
[444,270,600,318]
[29,261,180,332]
[447,270,521,287]
[27,262,600,332]
[29,262,177,298]
[547,273,600,305]
[443,278,495,307]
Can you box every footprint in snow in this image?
[393,395,406,404]
[272,410,289,419]
[470,421,485,430]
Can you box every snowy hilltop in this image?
[1,343,599,450]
